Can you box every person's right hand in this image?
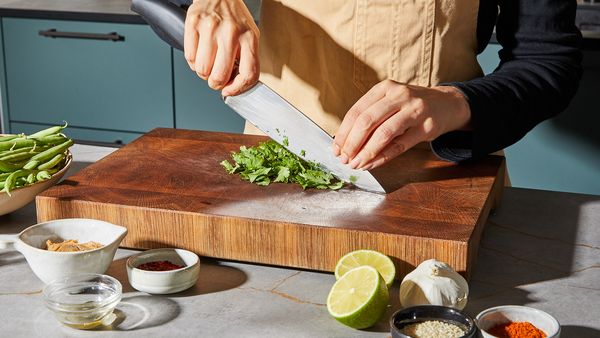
[184,0,260,96]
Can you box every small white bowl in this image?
[126,248,200,294]
[0,218,127,284]
[0,151,72,216]
[477,305,560,338]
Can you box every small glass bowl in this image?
[43,273,122,330]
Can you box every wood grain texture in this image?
[36,128,505,278]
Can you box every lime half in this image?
[335,250,396,287]
[327,265,389,329]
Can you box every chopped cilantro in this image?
[300,150,306,157]
[221,140,344,190]
[349,175,358,184]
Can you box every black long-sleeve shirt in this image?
[433,0,583,161]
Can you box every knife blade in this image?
[224,84,386,193]
[131,0,386,193]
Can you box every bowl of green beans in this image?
[0,123,74,216]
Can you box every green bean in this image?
[37,154,65,170]
[36,170,52,181]
[27,122,67,139]
[32,134,69,146]
[0,134,20,142]
[0,159,23,173]
[30,139,73,163]
[1,169,32,195]
[26,173,35,184]
[23,160,39,170]
[0,146,36,157]
[0,138,36,151]
[0,145,51,157]
[0,151,39,163]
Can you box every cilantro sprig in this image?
[221,140,344,190]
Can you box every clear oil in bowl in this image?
[44,274,122,330]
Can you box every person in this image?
[182,0,582,170]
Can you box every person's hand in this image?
[332,80,471,170]
[184,0,260,96]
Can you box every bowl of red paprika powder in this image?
[476,305,560,338]
[126,248,200,294]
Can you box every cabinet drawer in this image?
[11,122,142,146]
[3,18,173,133]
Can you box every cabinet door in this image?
[477,43,501,75]
[173,50,244,133]
[3,18,173,134]
[0,20,8,133]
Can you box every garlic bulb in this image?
[399,259,469,310]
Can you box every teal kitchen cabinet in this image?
[173,50,244,133]
[2,18,173,142]
[478,44,600,195]
[0,20,8,134]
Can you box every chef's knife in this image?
[131,0,387,193]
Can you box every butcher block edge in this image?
[36,164,504,280]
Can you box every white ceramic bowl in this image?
[0,151,72,216]
[0,218,127,284]
[126,248,200,294]
[477,305,560,338]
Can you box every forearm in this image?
[432,0,583,161]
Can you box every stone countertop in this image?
[0,0,143,23]
[0,0,261,24]
[1,144,600,337]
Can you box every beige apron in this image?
[247,0,483,136]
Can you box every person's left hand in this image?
[332,79,471,170]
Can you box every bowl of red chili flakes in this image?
[476,305,560,338]
[126,248,200,294]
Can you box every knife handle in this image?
[131,0,186,50]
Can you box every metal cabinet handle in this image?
[39,29,125,42]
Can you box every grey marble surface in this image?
[0,0,261,23]
[0,0,142,23]
[1,144,599,337]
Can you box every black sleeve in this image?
[431,0,583,162]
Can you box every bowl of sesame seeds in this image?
[390,305,477,338]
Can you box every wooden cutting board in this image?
[36,128,505,278]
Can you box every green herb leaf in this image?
[275,167,290,182]
[220,160,237,174]
[221,140,344,190]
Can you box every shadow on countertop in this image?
[466,187,600,320]
[561,325,600,338]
